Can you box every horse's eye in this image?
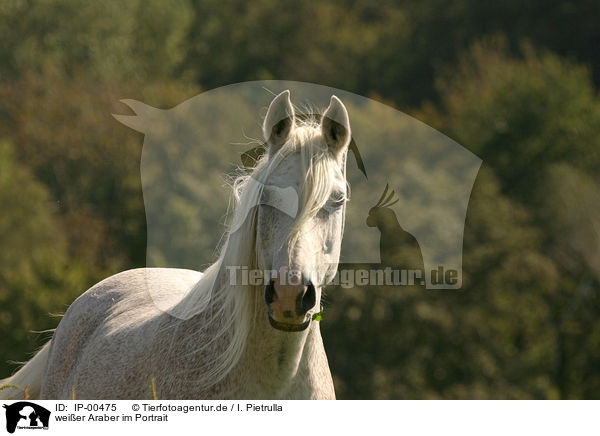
[323,194,347,213]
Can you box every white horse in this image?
[0,90,352,399]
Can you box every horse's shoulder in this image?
[63,268,203,319]
[93,267,203,292]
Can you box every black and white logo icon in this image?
[3,402,50,433]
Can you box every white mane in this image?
[164,118,347,391]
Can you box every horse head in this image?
[255,90,352,332]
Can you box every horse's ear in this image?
[263,90,295,152]
[321,95,351,155]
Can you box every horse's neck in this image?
[194,262,323,396]
[237,286,317,394]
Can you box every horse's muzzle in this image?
[264,279,316,332]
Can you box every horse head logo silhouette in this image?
[3,402,50,433]
[111,81,481,290]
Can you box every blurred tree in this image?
[0,0,192,83]
[433,38,600,199]
[181,0,412,103]
[418,40,600,398]
[180,0,600,106]
[0,140,87,377]
[0,0,197,377]
[1,0,600,399]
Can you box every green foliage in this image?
[0,140,88,375]
[1,0,599,399]
[435,38,600,198]
[325,40,600,399]
[0,0,191,82]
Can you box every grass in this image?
[1,378,159,400]
[150,377,157,400]
[0,383,30,400]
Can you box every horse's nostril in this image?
[301,283,317,314]
[264,280,276,305]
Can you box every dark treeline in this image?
[1,0,599,398]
